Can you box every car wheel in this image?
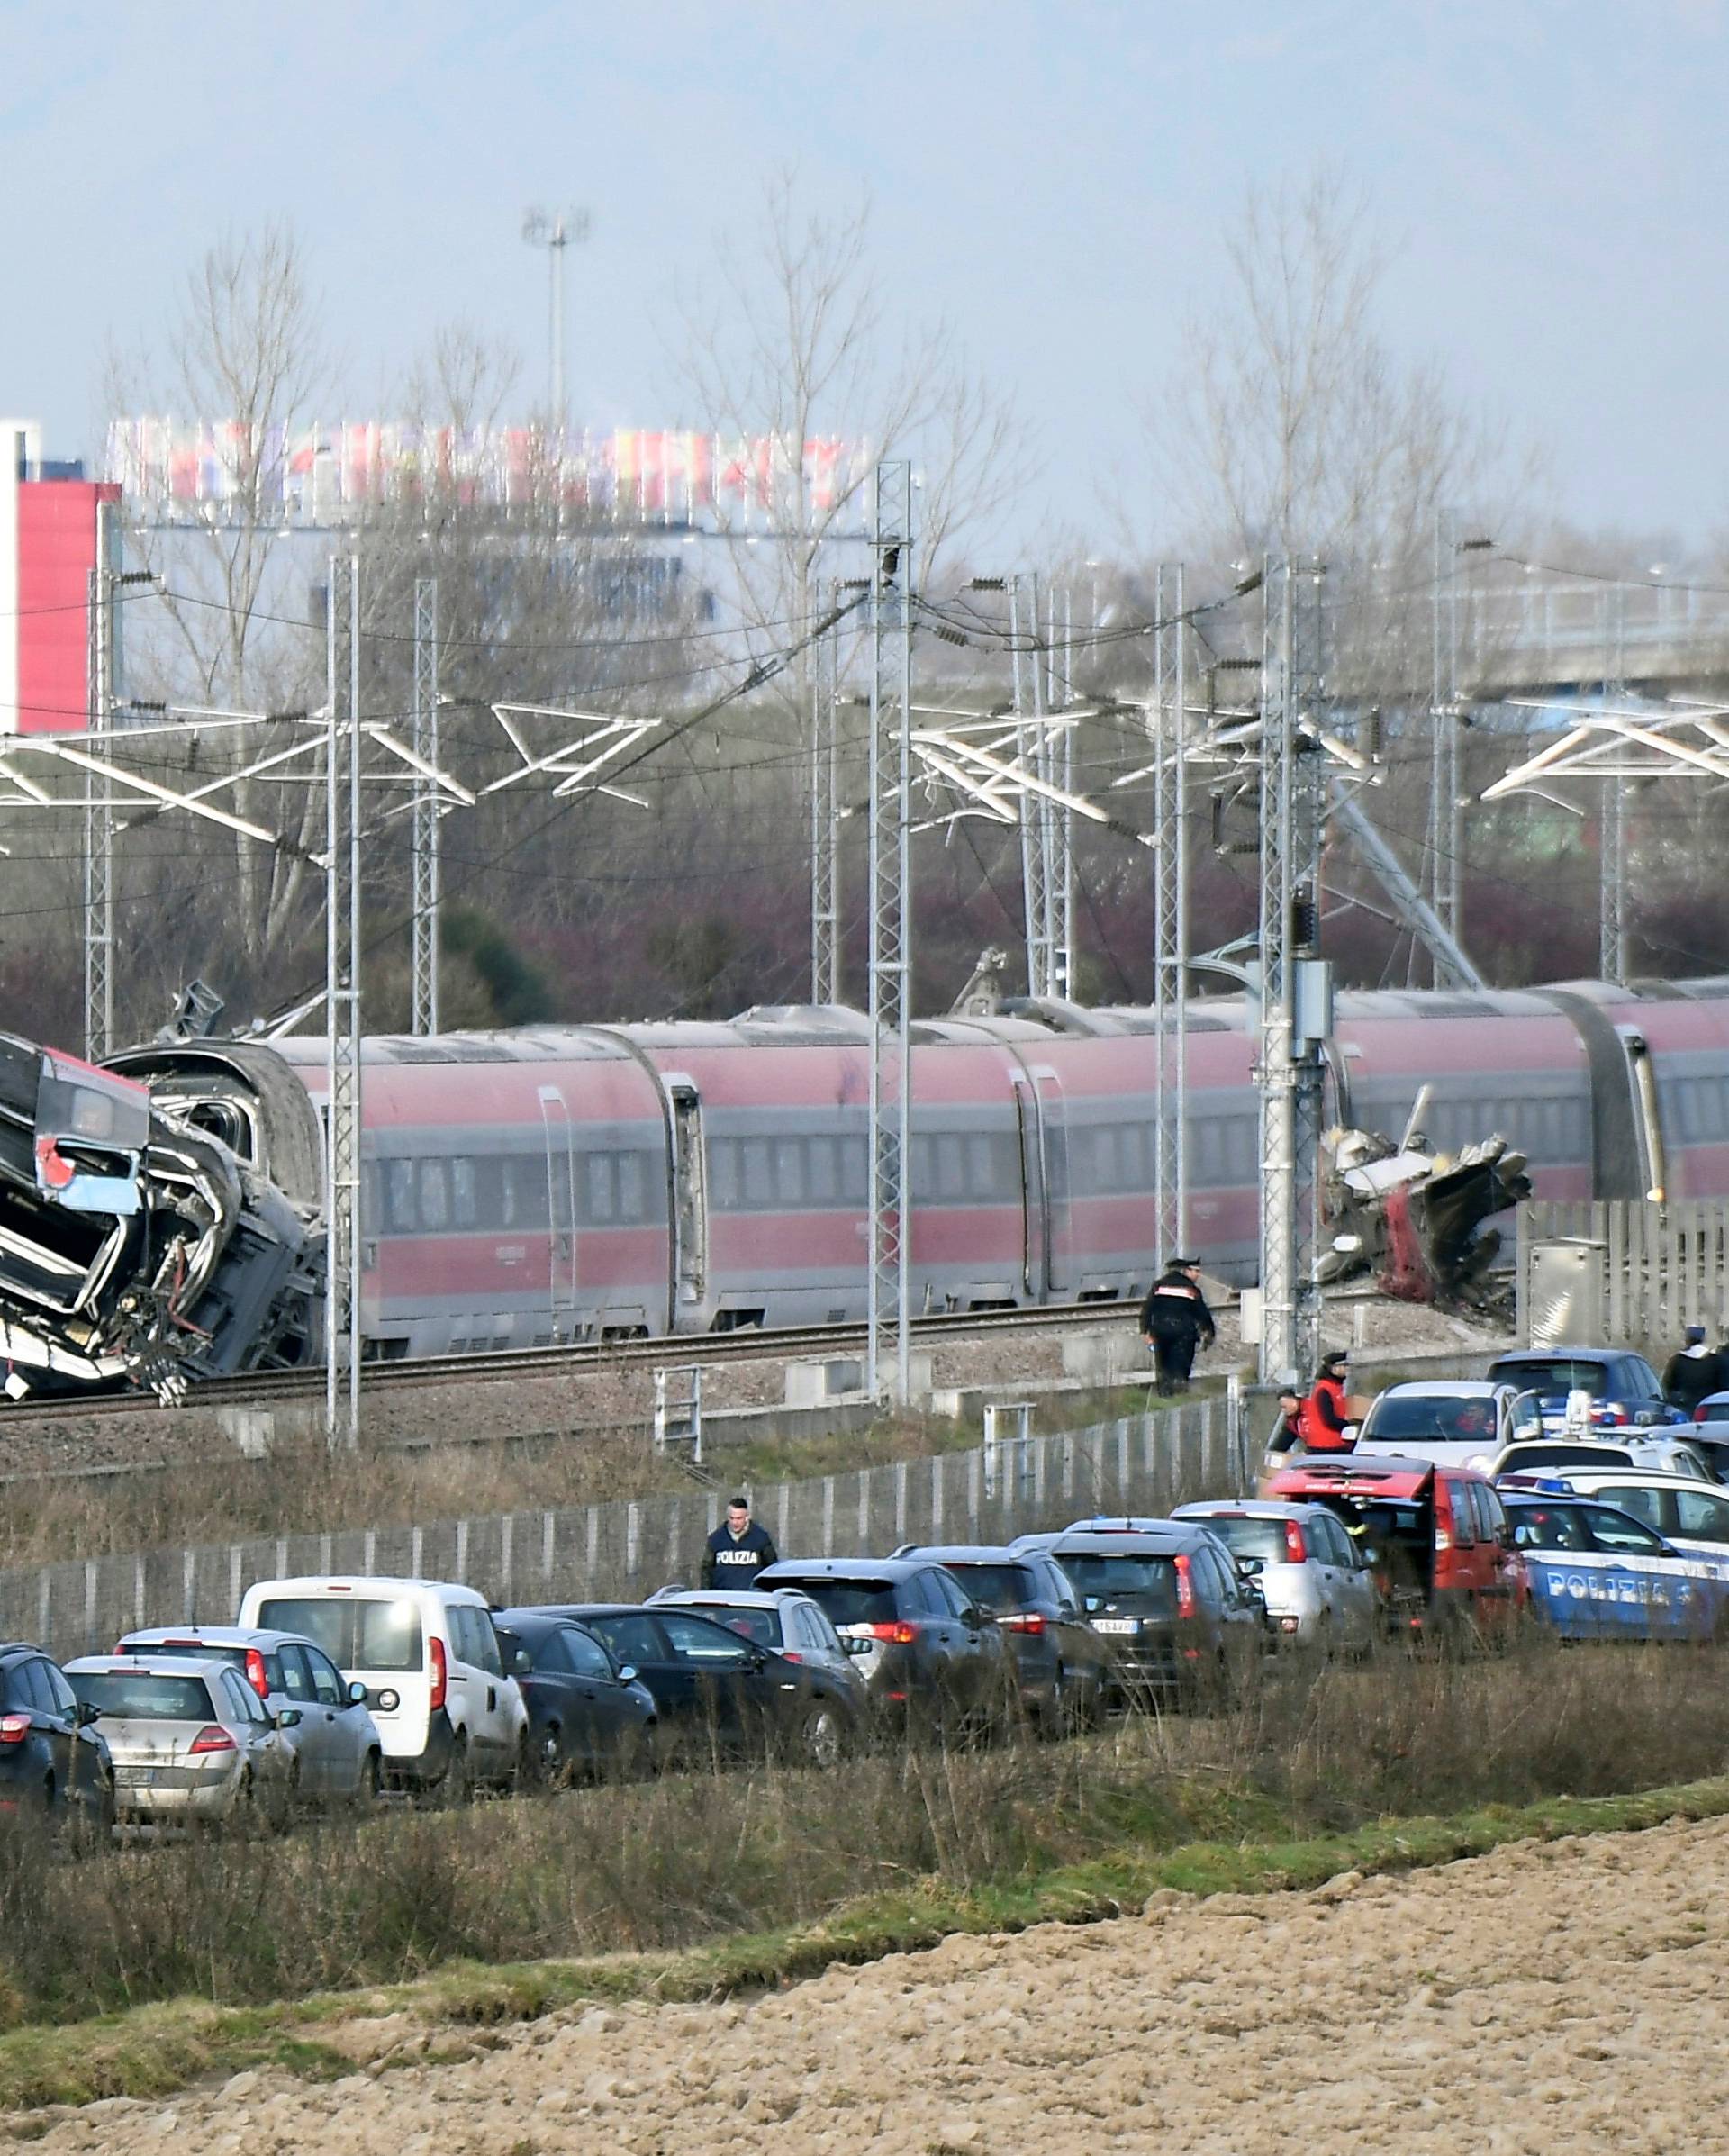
[535,1725,565,1788]
[509,1732,530,1796]
[354,1751,383,1807]
[799,1702,845,1771]
[442,1738,473,1807]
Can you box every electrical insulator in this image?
[1361,709,1383,760]
[1211,793,1227,853]
[1290,884,1318,955]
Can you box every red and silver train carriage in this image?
[107,977,1729,1363]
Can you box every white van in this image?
[236,1576,527,1797]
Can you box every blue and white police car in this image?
[1498,1491,1729,1641]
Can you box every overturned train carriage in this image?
[85,974,1729,1377]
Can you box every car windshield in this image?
[73,1671,214,1721]
[253,1597,422,1673]
[1507,1505,1591,1552]
[1502,1444,1631,1469]
[1494,1360,1608,1398]
[122,1641,261,1679]
[685,1604,780,1648]
[1364,1394,1499,1440]
[1194,1517,1293,1564]
[1058,1554,1178,1612]
[781,1580,900,1628]
[939,1563,1033,1612]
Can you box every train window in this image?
[361,1162,380,1235]
[775,1138,805,1202]
[586,1153,617,1224]
[617,1152,645,1222]
[386,1157,415,1232]
[809,1137,837,1202]
[937,1135,966,1199]
[742,1139,773,1205]
[451,1158,477,1227]
[908,1136,932,1194]
[841,1136,869,1204]
[1094,1126,1118,1191]
[967,1133,994,1195]
[419,1159,448,1232]
[709,1138,739,1209]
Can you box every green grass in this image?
[5,1771,1728,2115]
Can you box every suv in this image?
[889,1545,1112,1732]
[115,1626,383,1805]
[1269,1454,1528,1645]
[1009,1523,1264,1704]
[1172,1501,1380,1653]
[1486,1348,1679,1434]
[236,1577,527,1798]
[754,1557,1012,1735]
[0,1643,113,1837]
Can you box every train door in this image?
[538,1084,579,1340]
[1011,1074,1046,1301]
[661,1076,708,1329]
[1034,1068,1073,1295]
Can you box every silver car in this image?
[65,1655,298,1829]
[115,1626,384,1805]
[1172,1500,1380,1653]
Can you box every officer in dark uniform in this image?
[1138,1256,1217,1397]
[701,1495,780,1589]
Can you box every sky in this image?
[4,0,1727,557]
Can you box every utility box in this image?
[784,1358,865,1408]
[1525,1239,1605,1345]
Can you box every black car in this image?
[493,1611,658,1784]
[754,1557,1013,1738]
[521,1604,864,1769]
[891,1543,1111,1734]
[0,1642,113,1838]
[1010,1525,1263,1706]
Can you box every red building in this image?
[0,421,118,735]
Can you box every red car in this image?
[1266,1454,1529,1645]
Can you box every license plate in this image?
[1092,1618,1138,1635]
[114,1766,157,1786]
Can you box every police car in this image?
[1501,1468,1729,1578]
[1498,1491,1729,1642]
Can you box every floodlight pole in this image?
[866,463,914,1404]
[325,554,363,1451]
[411,578,440,1035]
[82,501,118,1060]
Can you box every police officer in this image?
[1663,1325,1724,1418]
[701,1495,780,1589]
[1139,1256,1217,1397]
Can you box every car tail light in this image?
[1283,1521,1308,1563]
[1696,1405,1713,1424]
[244,1648,268,1700]
[866,1620,918,1645]
[1000,1612,1046,1635]
[0,1715,29,1745]
[1434,1481,1454,1554]
[779,1650,803,1663]
[187,1726,236,1756]
[1174,1553,1197,1620]
[429,1635,448,1711]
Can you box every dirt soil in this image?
[19,1809,1728,2153]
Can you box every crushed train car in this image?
[1319,1123,1533,1314]
[0,1037,321,1400]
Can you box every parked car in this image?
[235,1577,528,1799]
[115,1626,383,1805]
[752,1557,1014,1739]
[1172,1500,1380,1653]
[1484,1348,1681,1433]
[64,1654,297,1829]
[1500,1493,1729,1642]
[647,1588,869,1717]
[1483,1433,1712,1481]
[1500,1468,1729,1577]
[1266,1454,1528,1647]
[1352,1381,1521,1465]
[492,1610,659,1783]
[886,1545,1111,1732]
[1009,1524,1265,1704]
[0,1642,113,1839]
[526,1603,866,1768]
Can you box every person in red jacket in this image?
[1304,1350,1355,1453]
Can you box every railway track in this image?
[1,1297,1156,1424]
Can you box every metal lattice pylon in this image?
[810,579,842,1004]
[1599,584,1628,982]
[1010,573,1057,997]
[1256,557,1326,1386]
[1152,563,1190,1263]
[82,501,117,1060]
[325,554,363,1449]
[1428,506,1463,950]
[867,464,913,1401]
[411,578,440,1035]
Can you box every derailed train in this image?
[0,975,1724,1394]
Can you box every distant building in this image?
[0,421,119,735]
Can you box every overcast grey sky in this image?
[5,0,1724,552]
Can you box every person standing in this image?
[1139,1257,1217,1397]
[1268,1387,1308,1456]
[701,1496,779,1589]
[1303,1350,1356,1453]
[1663,1326,1724,1418]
